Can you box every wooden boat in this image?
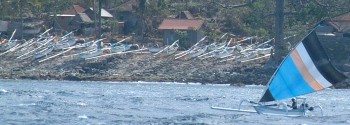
[154,40,179,56]
[55,38,76,50]
[84,48,148,60]
[0,29,17,51]
[189,46,207,58]
[163,43,179,56]
[214,47,235,58]
[148,44,162,53]
[253,98,311,116]
[79,49,103,59]
[207,33,229,51]
[33,45,54,59]
[148,47,162,53]
[211,29,347,116]
[0,40,17,51]
[17,36,56,59]
[256,45,273,55]
[238,50,258,61]
[175,36,207,59]
[255,39,273,55]
[110,44,132,53]
[62,39,105,58]
[207,42,226,51]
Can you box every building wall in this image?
[55,16,75,32]
[162,28,204,47]
[162,30,177,45]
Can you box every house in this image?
[69,13,94,35]
[53,5,86,32]
[53,5,114,35]
[2,19,44,39]
[318,12,350,37]
[84,7,114,34]
[84,7,114,20]
[158,19,204,47]
[111,0,139,35]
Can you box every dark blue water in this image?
[1,79,350,125]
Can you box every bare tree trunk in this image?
[19,0,23,39]
[93,0,97,38]
[53,0,58,33]
[272,0,287,63]
[97,0,102,48]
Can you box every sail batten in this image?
[259,30,347,102]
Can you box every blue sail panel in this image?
[269,56,315,100]
[259,30,347,102]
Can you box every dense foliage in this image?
[1,0,350,45]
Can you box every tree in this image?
[272,0,286,63]
[211,0,350,65]
[175,30,190,48]
[134,0,170,40]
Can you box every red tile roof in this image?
[61,5,86,15]
[158,19,204,30]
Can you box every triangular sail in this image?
[259,30,347,102]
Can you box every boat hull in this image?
[34,46,54,59]
[111,44,131,53]
[80,50,103,59]
[253,105,306,117]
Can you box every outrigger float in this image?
[211,28,347,117]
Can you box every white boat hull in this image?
[164,46,178,56]
[34,46,54,59]
[80,50,103,59]
[190,46,207,57]
[253,105,306,117]
[148,47,162,53]
[111,44,131,53]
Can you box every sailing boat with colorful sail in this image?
[211,29,347,116]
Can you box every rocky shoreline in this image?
[1,35,350,88]
[0,50,276,86]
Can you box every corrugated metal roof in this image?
[158,19,204,30]
[88,8,113,18]
[77,13,93,23]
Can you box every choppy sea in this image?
[1,79,350,125]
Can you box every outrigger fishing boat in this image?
[154,40,179,56]
[33,45,54,59]
[211,29,347,116]
[110,43,132,53]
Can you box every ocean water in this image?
[0,79,350,125]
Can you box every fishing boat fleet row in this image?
[0,29,274,63]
